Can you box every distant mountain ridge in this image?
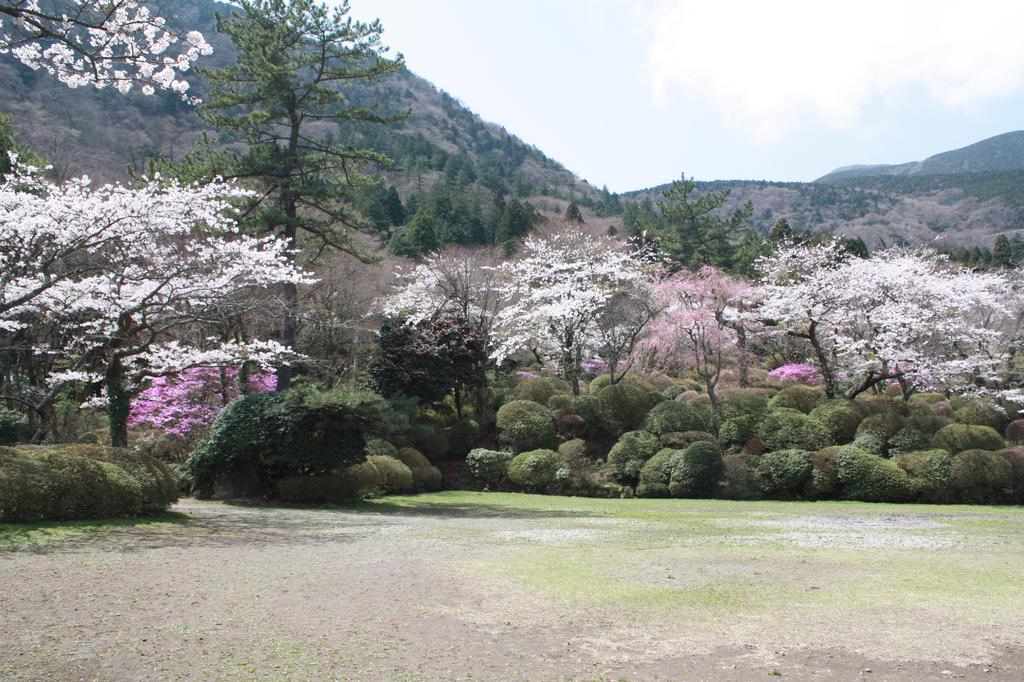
[817,131,1024,182]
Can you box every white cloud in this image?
[644,1,1024,142]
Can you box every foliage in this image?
[952,399,1008,432]
[507,449,562,490]
[757,409,830,452]
[606,430,662,484]
[367,455,414,494]
[950,450,1014,503]
[466,448,515,486]
[767,385,825,414]
[856,413,905,439]
[594,381,660,436]
[719,454,761,500]
[365,438,399,459]
[513,377,569,406]
[888,428,933,457]
[495,400,557,453]
[836,449,913,502]
[640,400,707,436]
[756,449,813,498]
[767,363,822,386]
[808,401,862,444]
[396,447,442,492]
[850,430,887,457]
[668,441,724,498]
[636,448,682,498]
[274,474,365,504]
[897,449,955,503]
[187,388,396,495]
[448,418,481,456]
[931,424,1005,454]
[807,449,841,499]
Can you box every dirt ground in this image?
[1,494,1022,681]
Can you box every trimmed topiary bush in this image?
[851,430,886,457]
[495,400,557,453]
[719,454,761,500]
[807,448,840,499]
[641,400,708,436]
[606,430,662,484]
[0,446,148,522]
[397,447,442,492]
[896,449,954,503]
[951,450,1014,504]
[756,449,813,498]
[659,431,719,449]
[78,445,178,514]
[997,448,1024,501]
[365,437,399,458]
[342,461,385,497]
[716,389,772,423]
[466,448,515,485]
[636,448,682,498]
[595,382,660,436]
[856,413,905,439]
[668,441,724,498]
[662,385,687,401]
[767,385,825,414]
[367,455,414,494]
[513,377,569,406]
[836,448,912,502]
[952,397,1008,432]
[888,428,932,457]
[904,415,954,435]
[719,415,760,447]
[757,409,830,452]
[931,424,1005,454]
[547,394,574,412]
[808,401,862,445]
[507,449,562,490]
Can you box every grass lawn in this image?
[1,493,1022,680]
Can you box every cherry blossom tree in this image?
[490,230,655,395]
[0,0,211,99]
[637,265,759,421]
[758,241,1010,399]
[0,158,312,446]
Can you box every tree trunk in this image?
[106,357,129,448]
[804,321,837,399]
[735,326,750,388]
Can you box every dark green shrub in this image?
[719,454,761,500]
[896,449,954,503]
[836,448,912,502]
[904,415,954,435]
[606,430,661,484]
[659,431,720,449]
[851,431,886,456]
[447,419,481,455]
[77,445,178,514]
[342,461,385,497]
[952,397,1008,432]
[856,413,905,439]
[367,455,414,494]
[513,377,568,405]
[767,385,825,414]
[495,400,557,453]
[365,437,399,458]
[547,394,574,412]
[951,450,1014,504]
[507,449,562,490]
[589,373,653,394]
[716,389,773,422]
[568,395,599,433]
[854,396,912,419]
[641,400,707,436]
[275,475,362,503]
[662,385,687,400]
[916,392,948,404]
[466,448,515,485]
[888,428,932,457]
[718,415,760,447]
[668,441,724,498]
[188,388,393,495]
[997,448,1024,501]
[0,446,145,522]
[636,448,683,498]
[0,407,25,445]
[931,424,1005,454]
[595,382,659,436]
[412,423,449,460]
[757,409,830,452]
[397,447,442,492]
[808,401,862,444]
[756,449,812,498]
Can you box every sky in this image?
[350,0,1024,193]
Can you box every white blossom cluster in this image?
[0,0,211,100]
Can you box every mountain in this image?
[816,131,1024,182]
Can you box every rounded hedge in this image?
[668,441,724,498]
[888,428,932,457]
[716,389,772,423]
[896,449,954,503]
[507,449,562,490]
[856,413,905,439]
[952,398,1007,432]
[495,400,557,453]
[808,448,840,499]
[904,415,954,435]
[595,382,659,436]
[636,448,683,498]
[0,446,149,522]
[365,437,399,458]
[850,430,886,457]
[757,409,830,452]
[756,449,813,498]
[367,455,414,494]
[951,450,1014,504]
[767,385,825,414]
[808,401,862,445]
[513,377,568,406]
[836,448,912,502]
[659,431,720,449]
[931,424,1005,454]
[641,400,707,437]
[998,447,1024,501]
[397,447,442,492]
[720,454,761,500]
[1005,420,1024,443]
[466,448,515,485]
[606,430,662,484]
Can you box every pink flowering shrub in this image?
[768,363,822,386]
[581,357,609,375]
[129,367,276,438]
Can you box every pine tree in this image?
[198,0,404,389]
[565,201,584,225]
[994,234,1012,268]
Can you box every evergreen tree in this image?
[565,201,584,225]
[769,217,794,243]
[993,234,1012,268]
[197,0,404,389]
